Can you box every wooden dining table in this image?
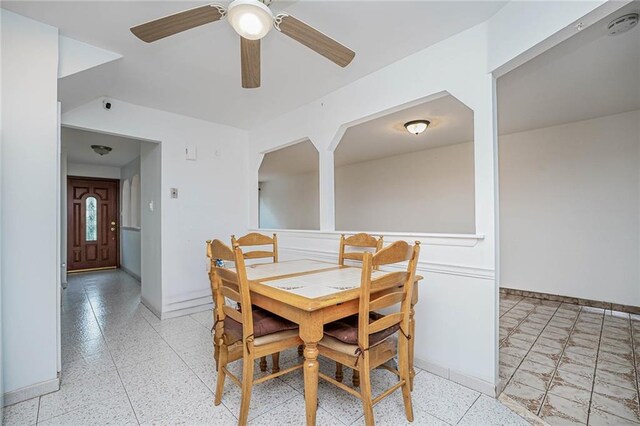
[236,259,422,426]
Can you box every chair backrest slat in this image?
[231,232,278,263]
[220,285,242,303]
[222,305,243,323]
[368,291,404,313]
[357,240,420,349]
[370,271,408,292]
[368,312,403,335]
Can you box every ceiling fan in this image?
[130,0,356,89]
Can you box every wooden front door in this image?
[67,177,119,271]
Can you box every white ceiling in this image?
[62,127,142,167]
[336,94,473,167]
[259,139,318,181]
[497,1,640,135]
[2,1,507,129]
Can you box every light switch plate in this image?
[186,144,197,161]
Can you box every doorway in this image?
[67,176,120,271]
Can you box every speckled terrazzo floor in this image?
[3,270,532,425]
[500,294,640,425]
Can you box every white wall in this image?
[0,9,3,412]
[67,162,120,179]
[62,98,249,317]
[1,10,60,401]
[259,172,319,230]
[120,157,141,279]
[500,110,640,306]
[250,22,499,393]
[140,142,162,312]
[335,142,475,233]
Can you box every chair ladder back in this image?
[338,233,384,268]
[210,244,256,342]
[231,232,278,263]
[358,242,421,348]
[207,239,237,318]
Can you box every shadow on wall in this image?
[258,139,320,230]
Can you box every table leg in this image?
[301,316,322,426]
[304,342,319,424]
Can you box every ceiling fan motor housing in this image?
[228,0,274,40]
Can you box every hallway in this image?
[3,270,528,425]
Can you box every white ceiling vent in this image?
[607,13,638,36]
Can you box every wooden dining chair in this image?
[228,233,280,372]
[331,233,384,385]
[338,233,384,268]
[231,232,278,263]
[210,241,303,425]
[317,240,420,426]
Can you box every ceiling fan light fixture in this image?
[91,145,113,156]
[228,0,273,40]
[404,120,430,135]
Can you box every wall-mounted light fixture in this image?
[404,120,430,135]
[91,145,113,156]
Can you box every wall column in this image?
[318,149,335,231]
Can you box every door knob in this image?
[111,221,116,226]
[110,227,116,231]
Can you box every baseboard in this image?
[120,265,141,282]
[160,294,213,320]
[141,296,162,320]
[501,287,640,315]
[414,357,496,396]
[3,376,60,406]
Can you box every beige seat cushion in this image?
[319,333,397,356]
[255,329,299,346]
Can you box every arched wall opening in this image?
[334,93,475,234]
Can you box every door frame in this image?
[67,175,121,272]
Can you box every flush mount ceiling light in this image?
[227,0,274,40]
[404,120,431,135]
[91,145,113,156]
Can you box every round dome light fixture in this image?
[404,120,430,135]
[91,145,113,156]
[227,0,274,40]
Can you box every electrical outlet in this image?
[170,188,178,199]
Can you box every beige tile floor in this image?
[3,270,529,425]
[500,294,640,425]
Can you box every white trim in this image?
[161,294,213,319]
[252,228,484,246]
[415,357,495,396]
[120,265,141,282]
[3,376,60,406]
[279,246,495,280]
[141,296,162,320]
